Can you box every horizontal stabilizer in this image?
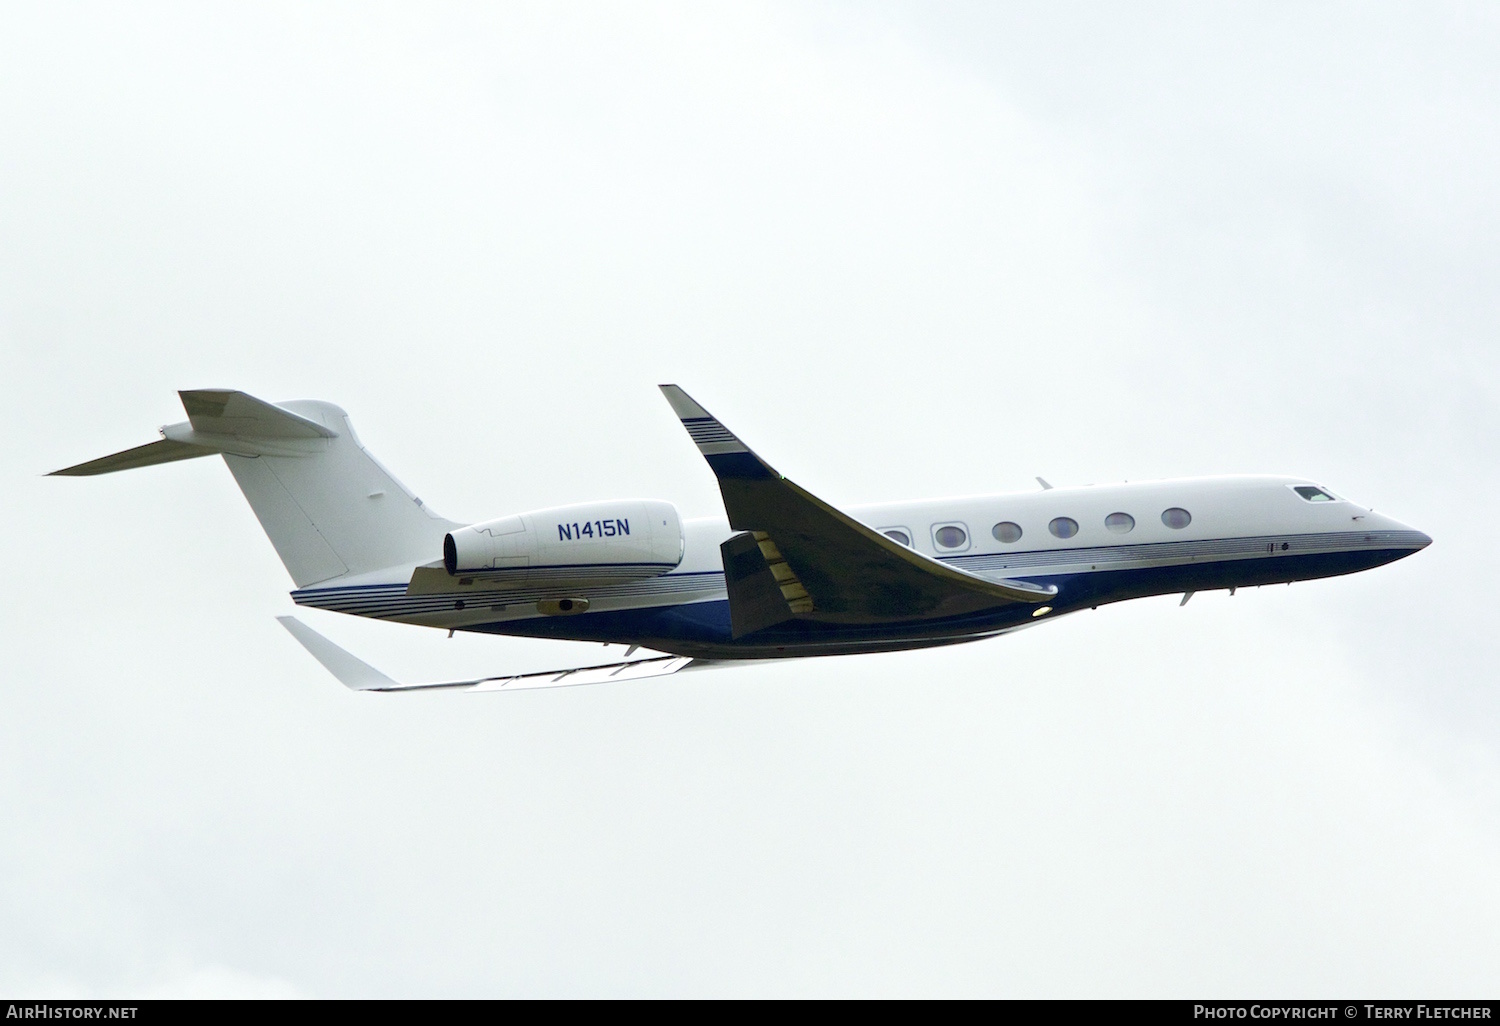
[48,438,214,477]
[180,389,336,440]
[48,389,340,476]
[277,615,398,690]
[276,616,707,693]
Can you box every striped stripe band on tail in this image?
[682,419,743,452]
[658,384,777,481]
[658,384,750,456]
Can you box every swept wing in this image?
[659,385,1054,637]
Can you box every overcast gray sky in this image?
[3,1,1498,997]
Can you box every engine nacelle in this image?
[443,499,684,587]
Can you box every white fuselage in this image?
[290,474,1428,656]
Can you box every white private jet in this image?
[52,387,1430,692]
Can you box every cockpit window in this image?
[1294,486,1337,502]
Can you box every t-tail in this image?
[49,389,458,587]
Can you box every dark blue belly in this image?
[474,546,1418,658]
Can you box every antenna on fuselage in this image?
[1036,477,1053,490]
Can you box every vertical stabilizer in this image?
[51,390,459,587]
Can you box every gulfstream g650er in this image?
[52,387,1430,692]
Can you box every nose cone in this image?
[1364,511,1431,557]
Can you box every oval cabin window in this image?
[992,521,1023,543]
[883,529,911,547]
[1161,507,1192,529]
[1048,517,1079,539]
[1105,512,1135,534]
[934,525,968,549]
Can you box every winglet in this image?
[657,384,777,481]
[276,615,399,690]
